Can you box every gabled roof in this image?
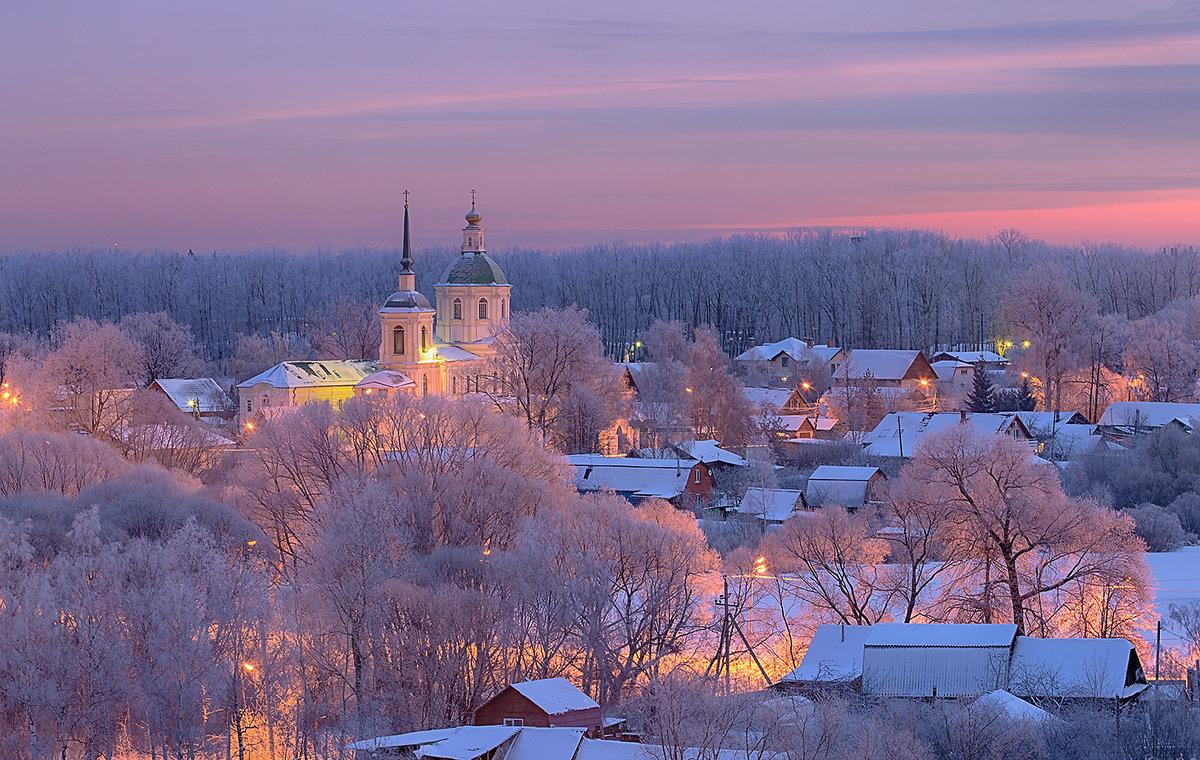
[567,454,700,500]
[354,370,416,391]
[930,351,1009,366]
[149,378,230,413]
[930,360,973,381]
[1010,636,1147,700]
[862,412,1030,458]
[807,466,884,508]
[1016,411,1091,430]
[736,338,841,365]
[865,623,1018,648]
[435,344,487,363]
[737,488,806,522]
[237,360,378,389]
[780,624,872,684]
[834,350,935,382]
[416,726,521,760]
[671,439,747,467]
[743,387,796,410]
[509,678,599,715]
[1097,401,1200,430]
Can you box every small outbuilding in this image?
[474,678,602,732]
[806,466,886,509]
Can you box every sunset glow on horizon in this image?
[3,1,1198,252]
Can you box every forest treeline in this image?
[3,229,1198,364]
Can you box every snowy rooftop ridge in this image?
[510,677,599,715]
[865,623,1018,648]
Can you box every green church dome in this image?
[438,252,508,286]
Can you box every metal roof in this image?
[438,252,509,285]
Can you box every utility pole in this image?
[897,414,904,458]
[1156,620,1162,681]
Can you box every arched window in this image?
[422,376,428,397]
[478,298,489,320]
[393,326,405,355]
[452,298,462,320]
[420,326,428,352]
[501,299,507,318]
[452,376,458,394]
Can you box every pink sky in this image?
[2,1,1198,251]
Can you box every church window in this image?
[246,398,252,413]
[478,298,489,320]
[452,376,458,394]
[393,326,405,355]
[501,299,507,318]
[422,376,428,397]
[453,298,462,320]
[421,326,428,352]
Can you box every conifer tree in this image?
[965,367,995,412]
[1016,376,1038,411]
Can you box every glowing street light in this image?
[754,556,767,575]
[1021,340,1031,348]
[242,662,255,672]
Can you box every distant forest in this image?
[2,229,1198,365]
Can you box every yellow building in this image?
[237,198,511,415]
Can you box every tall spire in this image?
[400,191,414,275]
[398,191,416,291]
[462,190,485,253]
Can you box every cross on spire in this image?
[470,189,476,209]
[403,189,410,208]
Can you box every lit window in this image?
[393,326,405,355]
[421,326,428,352]
[478,298,489,320]
[453,298,462,320]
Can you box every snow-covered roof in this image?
[1015,411,1091,431]
[930,360,972,381]
[834,350,931,381]
[781,624,872,683]
[1035,423,1102,461]
[1009,636,1147,700]
[862,412,1028,458]
[737,488,805,522]
[931,351,1009,366]
[117,424,236,449]
[736,338,840,365]
[416,726,521,760]
[672,439,747,467]
[809,465,882,482]
[865,623,1018,648]
[510,678,599,715]
[973,690,1054,722]
[1097,401,1200,430]
[354,369,417,391]
[237,360,378,389]
[435,344,487,363]
[807,466,884,508]
[150,378,230,413]
[503,728,585,760]
[346,727,461,752]
[743,387,795,410]
[568,454,699,500]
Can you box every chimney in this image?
[827,339,835,348]
[960,409,968,423]
[806,338,815,349]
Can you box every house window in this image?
[781,356,790,367]
[478,298,489,320]
[393,326,405,355]
[694,469,701,484]
[421,326,428,352]
[504,718,524,727]
[453,298,462,320]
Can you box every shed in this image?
[861,623,1017,698]
[148,378,235,421]
[474,678,602,731]
[806,466,886,508]
[567,454,715,505]
[1008,636,1148,701]
[735,487,808,524]
[777,624,872,691]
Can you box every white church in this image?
[237,198,512,415]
